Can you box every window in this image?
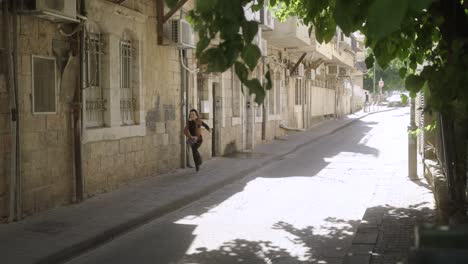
[256,67,262,117]
[32,56,56,114]
[268,85,274,115]
[120,38,135,125]
[232,69,241,117]
[85,32,105,127]
[295,78,302,105]
[275,72,281,114]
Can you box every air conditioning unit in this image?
[164,19,196,49]
[339,67,348,76]
[294,63,305,77]
[260,6,275,31]
[327,65,338,75]
[18,0,78,23]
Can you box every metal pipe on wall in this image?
[3,0,20,221]
[180,49,187,168]
[74,0,87,202]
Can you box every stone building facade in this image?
[0,0,366,222]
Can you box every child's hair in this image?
[189,109,199,119]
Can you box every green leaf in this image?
[242,44,261,70]
[405,74,425,93]
[408,0,432,12]
[367,0,408,40]
[252,0,264,11]
[244,79,266,104]
[235,62,249,81]
[265,68,272,90]
[241,21,259,43]
[196,36,210,57]
[196,0,218,13]
[365,56,375,69]
[165,0,178,9]
[399,67,407,78]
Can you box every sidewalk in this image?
[0,108,390,264]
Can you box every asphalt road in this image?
[67,108,416,264]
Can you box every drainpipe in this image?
[3,0,21,221]
[261,57,267,141]
[73,0,87,202]
[180,49,187,168]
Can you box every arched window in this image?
[84,22,105,127]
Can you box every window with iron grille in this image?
[32,56,57,114]
[295,78,302,105]
[120,39,135,125]
[256,67,262,117]
[268,83,275,115]
[85,32,105,127]
[275,72,281,114]
[232,70,241,117]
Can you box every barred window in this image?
[275,72,281,114]
[256,67,262,117]
[232,70,241,117]
[120,38,135,125]
[85,32,105,127]
[268,87,275,115]
[295,78,302,105]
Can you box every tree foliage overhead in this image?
[166,0,468,112]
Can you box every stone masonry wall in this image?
[17,16,74,216]
[0,13,10,221]
[83,0,185,197]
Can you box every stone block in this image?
[45,130,59,147]
[161,133,169,146]
[104,141,120,156]
[87,141,105,159]
[22,168,44,191]
[119,138,132,154]
[34,186,55,212]
[0,196,7,220]
[101,155,115,172]
[20,16,38,37]
[21,55,32,75]
[131,137,143,152]
[0,134,11,154]
[46,115,65,130]
[135,150,145,166]
[21,115,46,132]
[22,190,35,215]
[85,156,101,175]
[0,114,9,133]
[152,134,160,146]
[169,132,180,145]
[0,93,9,114]
[155,122,166,134]
[22,132,42,151]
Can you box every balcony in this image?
[263,17,310,48]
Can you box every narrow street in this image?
[66,108,435,264]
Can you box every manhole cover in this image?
[24,221,70,235]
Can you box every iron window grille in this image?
[275,72,281,114]
[295,78,302,105]
[120,39,136,125]
[232,72,241,117]
[85,32,106,127]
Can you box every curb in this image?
[39,108,397,264]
